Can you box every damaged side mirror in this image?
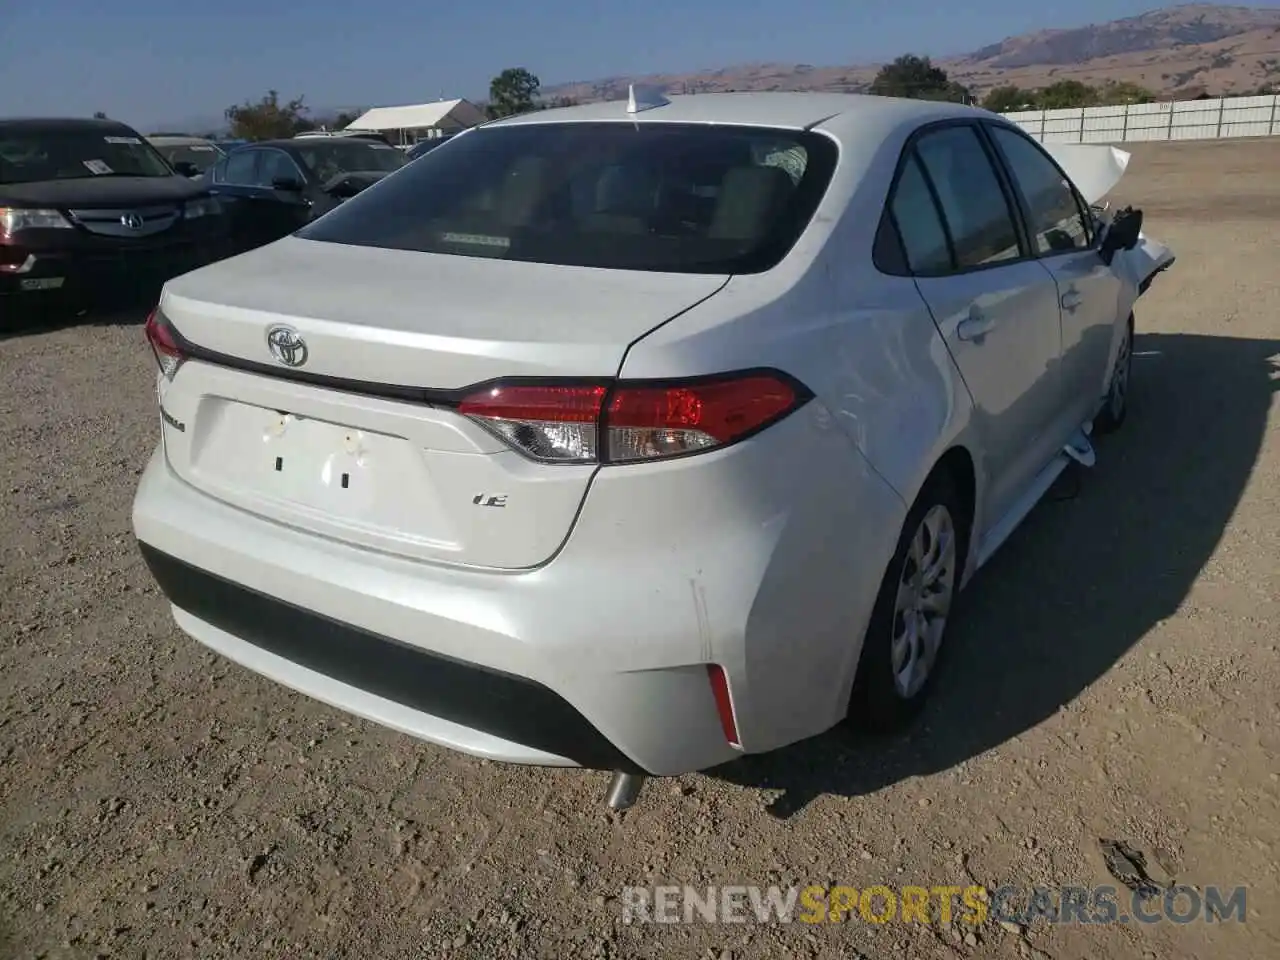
[1099,206,1143,265]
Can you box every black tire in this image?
[1094,313,1134,435]
[847,470,971,733]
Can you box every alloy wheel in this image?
[890,504,958,699]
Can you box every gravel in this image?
[2,139,1278,959]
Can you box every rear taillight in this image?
[458,383,607,463]
[457,370,810,465]
[144,306,186,380]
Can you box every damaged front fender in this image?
[1120,233,1175,296]
[1044,141,1176,300]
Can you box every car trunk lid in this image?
[155,238,729,569]
[161,235,728,386]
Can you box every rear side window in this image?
[222,149,259,185]
[889,155,951,275]
[298,122,839,274]
[914,126,1021,269]
[987,125,1092,254]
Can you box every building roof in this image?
[347,99,486,132]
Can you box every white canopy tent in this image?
[345,99,486,144]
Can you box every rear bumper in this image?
[138,542,644,772]
[132,400,904,776]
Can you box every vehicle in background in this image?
[294,129,396,147]
[1,117,231,322]
[203,136,405,254]
[147,135,226,178]
[405,134,457,161]
[132,90,1172,807]
[212,138,248,153]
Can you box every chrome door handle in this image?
[957,311,996,341]
[1061,290,1082,311]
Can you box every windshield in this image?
[0,127,174,184]
[153,143,223,172]
[293,140,406,183]
[297,122,838,274]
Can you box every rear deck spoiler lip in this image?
[153,304,515,407]
[152,305,814,411]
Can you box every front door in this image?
[253,149,315,245]
[985,124,1123,428]
[206,148,265,254]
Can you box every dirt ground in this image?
[2,138,1278,960]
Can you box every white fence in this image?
[1004,94,1280,144]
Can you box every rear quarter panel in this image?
[620,113,981,521]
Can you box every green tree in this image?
[537,96,579,111]
[981,85,1034,112]
[487,68,541,119]
[1096,81,1154,105]
[1036,80,1099,109]
[225,90,314,141]
[332,109,366,129]
[869,55,970,103]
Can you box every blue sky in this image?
[0,1,1266,129]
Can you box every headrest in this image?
[709,165,795,240]
[499,155,547,224]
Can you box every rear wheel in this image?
[1094,313,1134,434]
[848,472,969,732]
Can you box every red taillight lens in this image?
[605,373,802,463]
[144,306,186,380]
[456,371,808,465]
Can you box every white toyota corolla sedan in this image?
[132,90,1173,808]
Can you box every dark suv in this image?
[1,117,232,322]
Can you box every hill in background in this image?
[542,4,1280,103]
[154,4,1280,131]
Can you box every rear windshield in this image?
[292,140,406,183]
[0,127,173,183]
[153,143,223,172]
[297,122,838,274]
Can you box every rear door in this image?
[893,122,1067,527]
[984,123,1123,428]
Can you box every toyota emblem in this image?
[266,325,308,367]
[120,212,144,231]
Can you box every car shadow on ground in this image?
[709,331,1280,818]
[0,303,152,342]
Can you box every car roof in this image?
[485,91,983,134]
[245,138,383,150]
[148,135,217,146]
[0,117,144,134]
